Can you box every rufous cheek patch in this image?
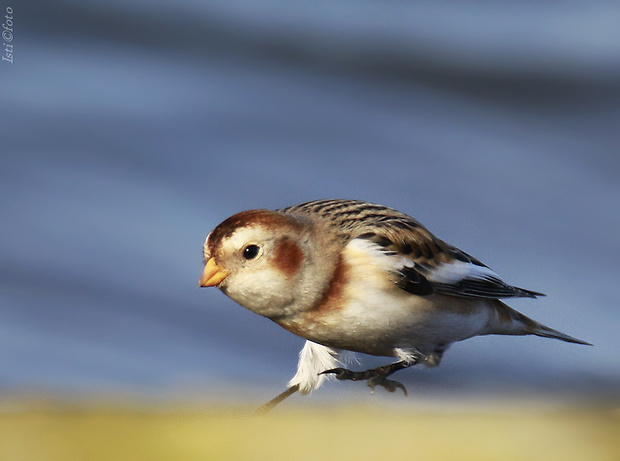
[274,239,304,278]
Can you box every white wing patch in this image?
[347,238,415,271]
[424,259,540,298]
[426,260,500,284]
[348,238,540,299]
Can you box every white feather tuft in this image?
[394,347,421,364]
[288,341,342,394]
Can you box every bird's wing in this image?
[283,199,543,299]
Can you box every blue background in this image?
[1,0,619,407]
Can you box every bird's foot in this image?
[367,375,408,396]
[320,361,411,396]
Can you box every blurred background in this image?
[1,0,619,411]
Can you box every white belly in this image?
[297,287,493,357]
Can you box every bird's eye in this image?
[243,244,261,260]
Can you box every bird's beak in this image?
[199,258,229,287]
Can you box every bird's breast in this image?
[276,237,494,357]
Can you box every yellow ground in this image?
[1,403,618,461]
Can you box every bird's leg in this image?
[256,384,300,414]
[320,359,417,396]
[257,359,417,413]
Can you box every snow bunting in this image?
[200,199,590,410]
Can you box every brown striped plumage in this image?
[281,200,542,299]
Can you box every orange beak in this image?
[199,258,229,287]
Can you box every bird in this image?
[199,199,590,411]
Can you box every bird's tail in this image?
[492,300,592,346]
[528,323,592,346]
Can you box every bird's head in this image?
[200,209,339,319]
